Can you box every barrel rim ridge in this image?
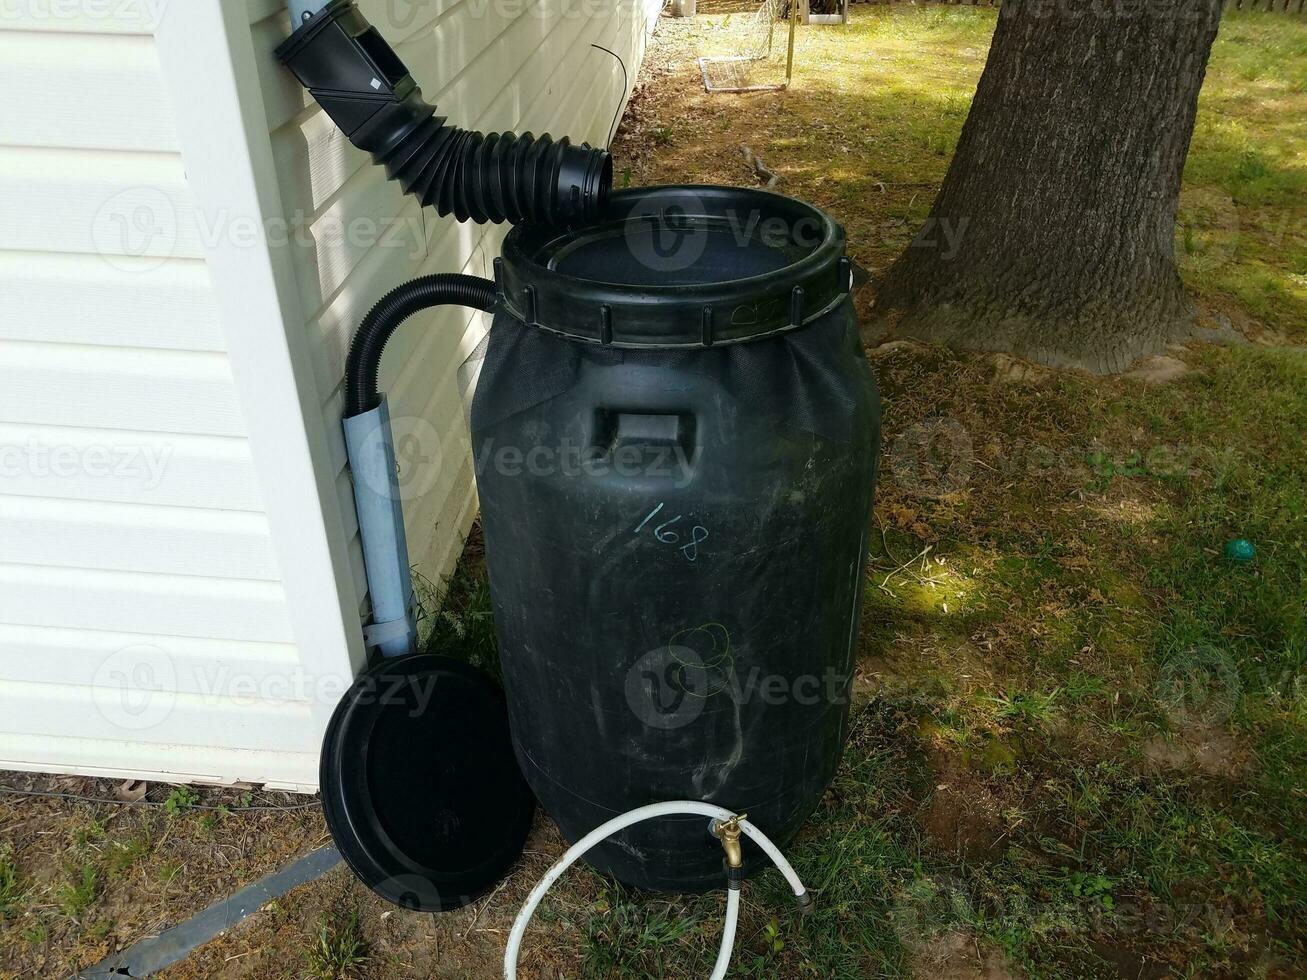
[495,185,851,349]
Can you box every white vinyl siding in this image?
[0,14,319,789]
[0,32,177,151]
[0,251,225,352]
[0,0,658,791]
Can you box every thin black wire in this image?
[0,786,320,812]
[590,43,629,149]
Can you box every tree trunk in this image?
[873,0,1223,374]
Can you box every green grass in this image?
[303,908,369,980]
[71,818,106,850]
[0,789,330,978]
[760,707,919,978]
[163,786,200,817]
[104,831,153,877]
[155,860,183,885]
[55,863,98,920]
[552,705,921,979]
[579,886,716,978]
[0,847,23,922]
[1184,12,1307,339]
[419,549,502,679]
[1136,349,1306,699]
[866,345,1306,974]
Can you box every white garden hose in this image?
[504,801,810,980]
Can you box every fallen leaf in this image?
[115,779,148,803]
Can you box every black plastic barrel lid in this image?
[320,653,534,912]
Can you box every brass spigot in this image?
[714,814,747,869]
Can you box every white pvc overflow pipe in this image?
[504,801,808,980]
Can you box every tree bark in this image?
[873,0,1223,374]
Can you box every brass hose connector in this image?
[713,814,747,870]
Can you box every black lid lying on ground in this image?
[319,653,534,912]
[495,185,851,349]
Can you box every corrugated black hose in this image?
[276,0,611,226]
[345,274,497,419]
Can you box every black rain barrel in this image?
[472,186,880,892]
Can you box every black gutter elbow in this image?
[276,0,611,226]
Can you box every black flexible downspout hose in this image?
[345,274,497,419]
[276,0,610,226]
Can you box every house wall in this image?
[248,0,661,599]
[0,7,322,788]
[0,0,658,791]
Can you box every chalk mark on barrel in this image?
[633,502,664,534]
[681,525,709,562]
[668,623,735,698]
[653,515,683,543]
[635,502,711,562]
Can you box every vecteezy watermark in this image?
[883,415,1237,499]
[90,188,427,272]
[0,437,172,491]
[381,0,621,30]
[92,187,179,274]
[389,416,444,499]
[623,623,852,731]
[889,874,976,950]
[1156,645,1242,727]
[889,417,974,498]
[1003,0,1222,22]
[1174,188,1240,276]
[625,189,710,274]
[889,870,1242,948]
[473,437,699,490]
[353,415,445,502]
[1,0,170,29]
[621,188,830,275]
[92,645,178,731]
[189,665,354,710]
[907,216,971,261]
[89,649,434,734]
[624,624,734,731]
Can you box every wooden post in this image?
[786,0,800,84]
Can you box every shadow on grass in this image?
[857,341,1306,975]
